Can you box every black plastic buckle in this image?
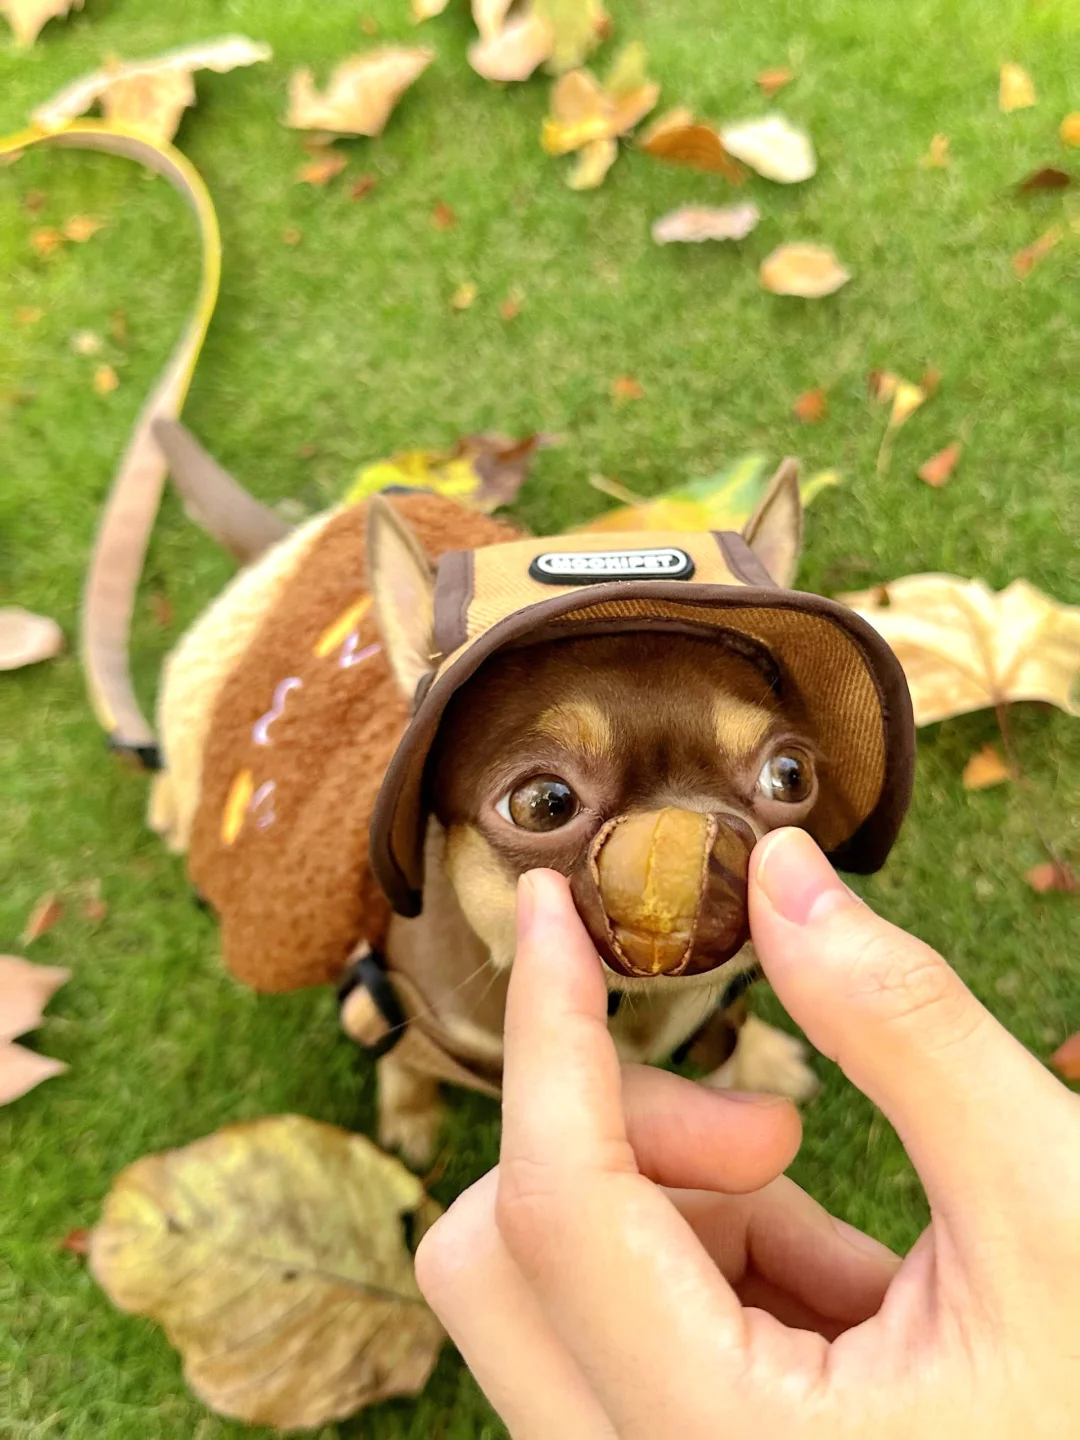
[337,949,408,1059]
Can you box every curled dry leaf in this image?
[1026,862,1078,895]
[999,63,1036,113]
[1013,224,1062,277]
[841,574,1080,727]
[62,215,103,242]
[792,387,828,423]
[567,137,618,190]
[450,281,478,310]
[431,200,457,229]
[0,608,63,670]
[469,12,553,82]
[93,365,119,395]
[347,433,547,513]
[287,48,434,136]
[1062,113,1080,148]
[532,0,610,74]
[0,0,82,47]
[31,227,63,257]
[757,67,794,97]
[920,133,950,168]
[917,440,962,488]
[350,174,378,201]
[88,1116,445,1428]
[962,744,1010,790]
[611,375,644,404]
[34,37,272,145]
[0,956,69,1106]
[639,108,745,183]
[542,43,659,186]
[1051,1033,1080,1079]
[296,150,348,186]
[720,114,816,183]
[651,202,760,244]
[1017,166,1071,192]
[21,893,64,946]
[759,243,850,297]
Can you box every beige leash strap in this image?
[1,120,221,766]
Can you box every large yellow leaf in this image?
[541,43,659,186]
[842,575,1080,727]
[89,1115,445,1428]
[0,0,81,48]
[286,48,434,136]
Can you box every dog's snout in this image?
[570,807,754,979]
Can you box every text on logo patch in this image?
[529,547,696,585]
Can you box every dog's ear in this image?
[367,495,437,699]
[742,457,803,588]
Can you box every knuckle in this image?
[495,1155,574,1260]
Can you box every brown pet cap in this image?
[370,528,915,916]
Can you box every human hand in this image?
[416,827,1080,1439]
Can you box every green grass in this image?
[2,0,1079,1434]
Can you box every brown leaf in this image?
[63,215,103,242]
[431,201,457,229]
[21,894,64,946]
[0,608,63,670]
[499,293,521,321]
[31,227,63,258]
[1051,1033,1080,1079]
[639,113,746,182]
[15,306,43,325]
[460,433,547,510]
[759,243,851,298]
[60,1227,91,1255]
[359,14,380,35]
[34,37,272,145]
[919,365,942,398]
[350,174,378,200]
[1026,862,1078,895]
[450,281,478,310]
[1062,113,1080,148]
[756,66,794,97]
[793,387,828,424]
[149,592,174,628]
[0,0,82,47]
[999,63,1036,113]
[651,202,759,244]
[868,369,900,403]
[1013,224,1062,277]
[961,744,1010,790]
[110,309,129,345]
[841,575,1080,726]
[281,226,302,245]
[93,365,120,395]
[1016,166,1071,193]
[88,1115,445,1427]
[919,133,950,168]
[296,150,348,186]
[287,48,434,136]
[611,375,644,404]
[22,188,47,213]
[917,440,962,488]
[82,898,109,924]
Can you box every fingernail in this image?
[516,873,536,943]
[831,1216,900,1268]
[754,827,854,926]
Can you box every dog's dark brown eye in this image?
[499,776,578,831]
[757,749,814,804]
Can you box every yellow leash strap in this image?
[1,120,221,766]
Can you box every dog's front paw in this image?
[703,1015,819,1103]
[378,1099,447,1169]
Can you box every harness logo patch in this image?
[529,547,695,585]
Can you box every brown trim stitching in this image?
[432,549,474,659]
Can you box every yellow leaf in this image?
[999,63,1036,113]
[541,46,659,186]
[450,280,478,310]
[1062,113,1080,147]
[565,136,617,189]
[532,0,609,74]
[759,242,851,297]
[62,214,103,242]
[33,37,271,144]
[890,380,925,427]
[841,574,1080,726]
[962,744,1011,790]
[296,149,348,186]
[89,1116,445,1429]
[720,114,816,183]
[93,364,119,395]
[0,0,81,48]
[286,48,434,136]
[920,133,950,168]
[347,433,544,513]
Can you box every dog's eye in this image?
[757,749,814,804]
[497,776,579,832]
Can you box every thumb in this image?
[748,827,1072,1230]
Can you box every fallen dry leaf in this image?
[469,11,553,82]
[651,202,760,244]
[1000,63,1036,113]
[1013,224,1062,277]
[1051,1033,1080,1078]
[15,306,43,325]
[962,744,1010,790]
[611,375,644,404]
[0,0,82,47]
[1026,862,1078,895]
[281,226,302,245]
[110,309,128,344]
[412,0,450,18]
[31,227,63,258]
[757,67,794,97]
[0,956,69,1105]
[63,215,103,242]
[841,574,1080,727]
[499,292,522,320]
[347,433,547,512]
[93,365,119,395]
[296,150,348,186]
[920,133,950,168]
[149,592,174,628]
[34,37,272,145]
[286,48,433,136]
[82,897,109,923]
[23,189,47,214]
[89,1115,445,1428]
[0,608,63,670]
[359,13,380,34]
[350,174,379,200]
[917,440,962,488]
[20,894,64,946]
[793,387,828,424]
[1062,113,1080,148]
[1016,166,1071,193]
[450,281,478,310]
[759,242,850,297]
[920,365,942,398]
[720,113,815,183]
[639,109,745,183]
[431,200,457,229]
[542,44,660,187]
[872,375,926,474]
[60,1227,91,1255]
[71,330,103,355]
[566,137,617,189]
[533,0,609,74]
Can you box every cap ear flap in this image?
[366,495,437,701]
[742,458,804,588]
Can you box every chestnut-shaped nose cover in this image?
[571,808,755,978]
